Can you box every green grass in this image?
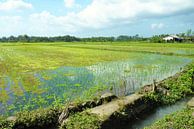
[0,42,137,115]
[0,107,62,129]
[0,41,194,128]
[0,43,132,73]
[64,112,101,129]
[0,42,194,116]
[61,42,194,56]
[1,42,194,75]
[145,62,194,104]
[144,108,194,129]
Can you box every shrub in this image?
[145,108,194,129]
[146,63,194,105]
[0,116,14,129]
[64,112,101,129]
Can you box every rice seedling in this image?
[0,42,193,116]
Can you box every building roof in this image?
[163,35,183,40]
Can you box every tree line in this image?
[0,35,146,43]
[150,29,194,43]
[0,29,193,43]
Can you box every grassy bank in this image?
[145,62,194,105]
[64,112,101,129]
[0,62,194,129]
[142,62,194,129]
[145,108,194,129]
[63,62,194,129]
[0,107,62,129]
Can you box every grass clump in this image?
[15,107,61,128]
[64,112,101,129]
[145,108,194,129]
[0,107,62,129]
[146,63,194,105]
[0,116,14,129]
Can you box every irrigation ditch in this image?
[128,97,192,129]
[1,63,194,129]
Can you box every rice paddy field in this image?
[0,42,194,116]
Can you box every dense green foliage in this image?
[1,29,194,43]
[0,35,81,43]
[0,107,62,129]
[0,35,145,43]
[0,116,14,129]
[145,108,194,129]
[144,62,194,129]
[146,63,194,105]
[64,112,101,129]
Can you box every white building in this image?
[163,35,183,42]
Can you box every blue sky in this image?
[0,0,194,37]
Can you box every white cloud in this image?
[1,0,194,36]
[64,0,75,8]
[27,11,79,35]
[0,16,23,36]
[0,0,32,11]
[151,23,164,29]
[75,0,194,29]
[33,0,194,30]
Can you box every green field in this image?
[0,42,194,116]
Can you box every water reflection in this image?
[0,53,192,115]
[126,98,190,129]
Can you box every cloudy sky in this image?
[0,0,194,37]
